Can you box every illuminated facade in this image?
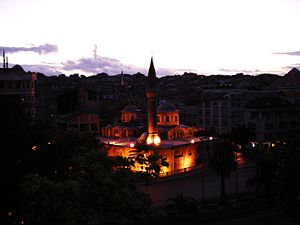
[100,58,215,175]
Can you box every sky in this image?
[1,0,300,76]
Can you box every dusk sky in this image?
[1,0,300,76]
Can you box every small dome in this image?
[121,104,141,112]
[12,65,25,73]
[157,101,178,112]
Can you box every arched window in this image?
[174,130,183,139]
[166,115,170,122]
[174,115,178,122]
[122,129,128,137]
[114,129,120,137]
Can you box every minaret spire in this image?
[6,56,8,68]
[146,57,161,146]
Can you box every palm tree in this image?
[229,124,253,151]
[211,139,237,204]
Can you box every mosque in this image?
[99,58,214,175]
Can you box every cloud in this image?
[0,44,58,54]
[61,56,175,76]
[273,51,300,56]
[281,65,300,71]
[62,56,137,75]
[21,63,62,76]
[218,68,262,74]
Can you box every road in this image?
[139,153,257,206]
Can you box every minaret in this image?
[3,50,5,69]
[146,57,161,145]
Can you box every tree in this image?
[247,141,300,224]
[210,139,237,204]
[228,125,253,151]
[276,141,300,224]
[247,155,279,197]
[134,150,169,185]
[18,132,153,225]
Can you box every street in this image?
[139,152,257,206]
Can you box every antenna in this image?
[3,50,5,69]
[93,44,97,61]
[6,56,8,68]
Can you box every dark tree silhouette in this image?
[228,124,253,151]
[247,155,279,197]
[210,139,237,204]
[276,141,300,224]
[18,132,153,225]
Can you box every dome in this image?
[12,65,25,73]
[121,104,141,112]
[157,102,178,112]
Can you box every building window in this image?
[174,115,178,122]
[114,129,119,137]
[278,121,286,129]
[175,149,183,158]
[130,115,134,121]
[166,115,170,122]
[122,129,128,137]
[262,112,271,120]
[157,116,160,122]
[69,124,78,129]
[88,90,97,101]
[91,123,98,131]
[265,123,273,130]
[291,121,297,128]
[247,122,256,131]
[250,112,258,120]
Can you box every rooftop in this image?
[98,136,215,149]
[157,101,178,112]
[121,104,141,112]
[245,97,295,109]
[0,65,31,81]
